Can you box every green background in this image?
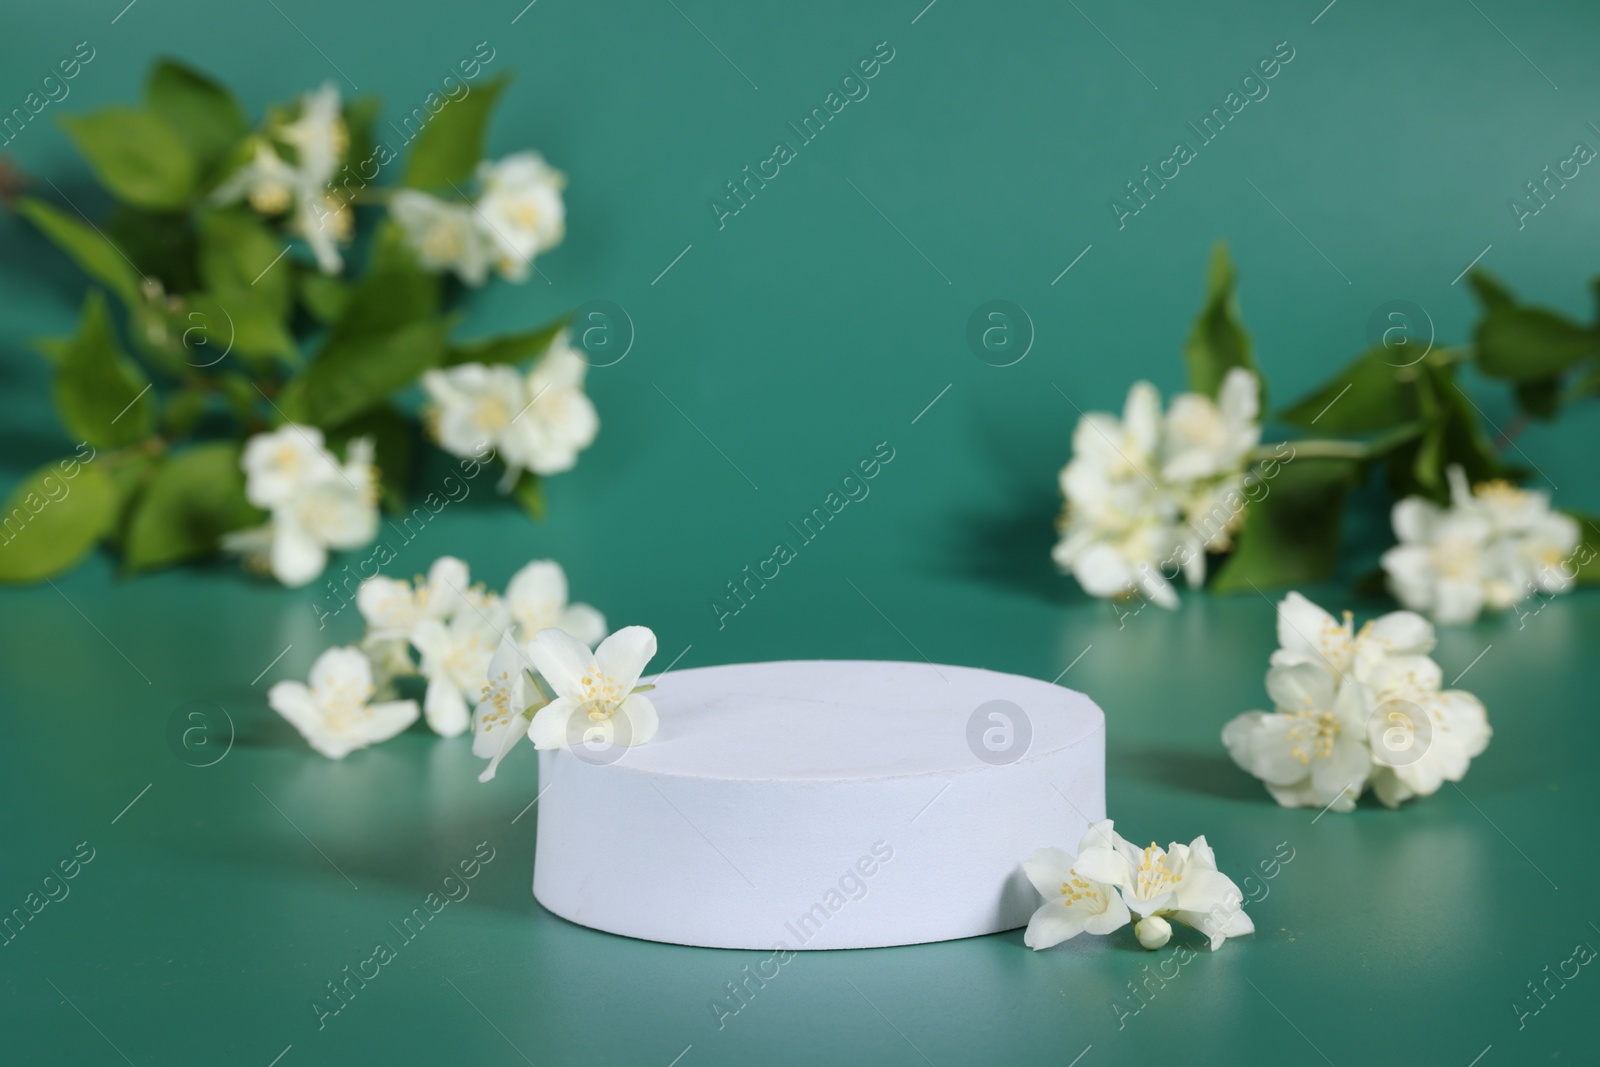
[3,0,1599,1063]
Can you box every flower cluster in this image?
[212,82,564,286]
[223,424,379,587]
[1222,592,1491,811]
[1053,369,1261,608]
[1383,466,1583,625]
[391,152,565,285]
[267,646,421,760]
[475,623,659,783]
[213,83,352,274]
[268,555,605,759]
[9,61,592,589]
[1023,820,1253,952]
[421,331,598,486]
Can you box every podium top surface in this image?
[610,659,1103,781]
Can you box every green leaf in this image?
[0,458,117,583]
[198,208,292,317]
[107,205,198,293]
[511,471,544,523]
[328,222,440,339]
[1474,304,1599,381]
[125,305,204,382]
[1514,376,1562,421]
[60,107,199,210]
[162,388,210,437]
[16,198,144,307]
[444,316,569,366]
[272,377,312,425]
[1467,269,1514,310]
[343,95,382,179]
[181,291,298,370]
[1211,458,1361,593]
[1356,421,1428,459]
[46,291,155,449]
[1431,367,1508,485]
[298,272,350,324]
[145,59,248,174]
[328,405,415,513]
[298,225,443,426]
[33,338,70,365]
[1398,363,1507,500]
[123,443,257,572]
[103,453,157,549]
[1567,358,1600,403]
[1567,512,1600,585]
[1279,347,1419,433]
[218,372,263,424]
[305,318,451,427]
[402,73,509,190]
[1184,242,1258,400]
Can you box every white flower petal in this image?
[424,677,471,738]
[310,646,372,692]
[620,693,659,746]
[475,713,527,782]
[1075,819,1121,857]
[270,516,327,588]
[1265,662,1336,714]
[267,681,328,747]
[594,625,657,694]
[1022,847,1077,899]
[1364,609,1436,656]
[1070,846,1130,888]
[425,556,471,617]
[527,628,596,702]
[558,603,607,648]
[1023,902,1088,950]
[1391,497,1441,545]
[1432,578,1485,625]
[1172,868,1242,916]
[507,559,568,612]
[1071,543,1136,599]
[357,576,416,635]
[1309,738,1369,801]
[1083,892,1131,936]
[1218,367,1260,424]
[360,700,421,746]
[528,696,575,749]
[1122,381,1162,457]
[1276,591,1340,665]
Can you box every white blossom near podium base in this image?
[531,660,1105,949]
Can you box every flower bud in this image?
[1135,915,1171,950]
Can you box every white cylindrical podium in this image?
[533,660,1105,949]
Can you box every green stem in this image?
[1246,440,1372,462]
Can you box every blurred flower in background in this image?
[268,646,419,759]
[1223,592,1492,810]
[270,554,607,760]
[1383,466,1580,624]
[214,83,351,273]
[422,330,598,489]
[390,150,565,285]
[4,59,587,592]
[390,190,492,285]
[224,424,378,587]
[1054,368,1260,608]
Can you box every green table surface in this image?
[5,1,1600,1064]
